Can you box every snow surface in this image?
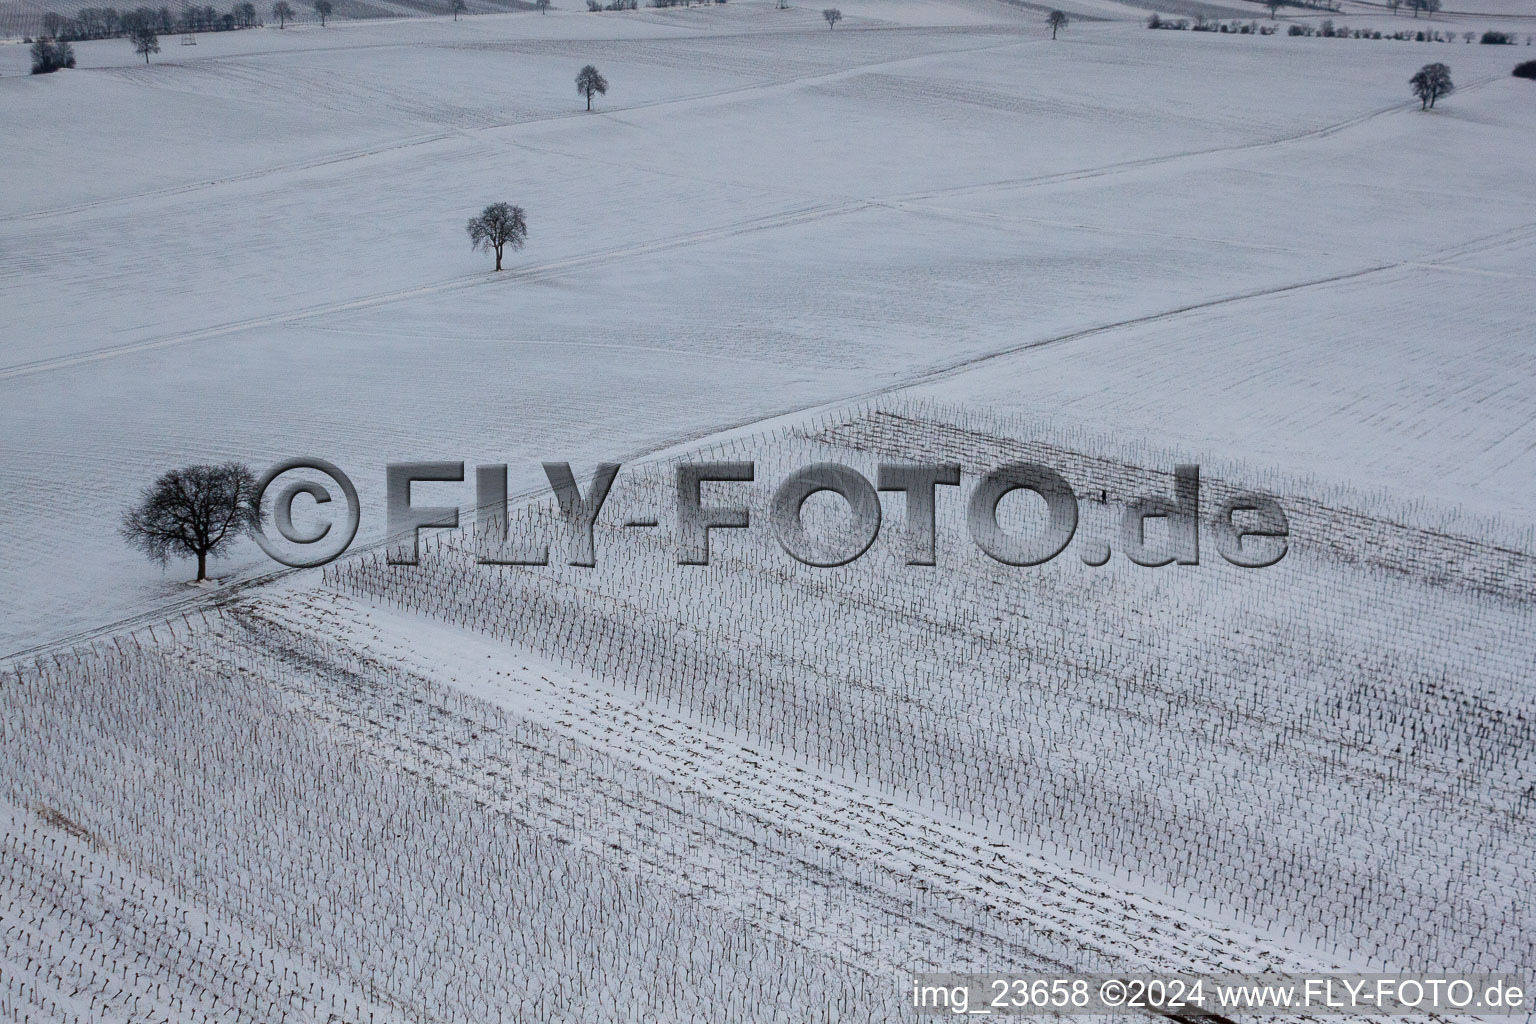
[2,5,1534,1018]
[3,0,1533,654]
[3,404,1530,1020]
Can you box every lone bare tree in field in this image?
[130,25,159,61]
[1265,0,1282,17]
[272,0,293,26]
[822,7,840,27]
[313,0,331,23]
[536,0,549,11]
[451,0,466,17]
[121,463,262,582]
[1047,9,1068,37]
[576,63,607,110]
[1410,62,1453,107]
[467,202,528,271]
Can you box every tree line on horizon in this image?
[35,3,259,41]
[27,0,346,42]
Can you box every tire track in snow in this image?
[228,590,1355,1022]
[3,45,1502,394]
[208,601,1059,990]
[5,55,1506,379]
[4,216,1530,663]
[0,199,870,383]
[4,97,1515,388]
[226,588,1489,1024]
[885,72,1508,205]
[0,29,1037,226]
[0,131,464,226]
[8,35,1494,227]
[2,57,1526,657]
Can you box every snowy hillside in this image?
[2,0,1533,1020]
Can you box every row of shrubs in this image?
[1194,20,1276,32]
[589,0,723,7]
[1148,12,1530,45]
[1155,16,1277,32]
[29,37,76,71]
[1148,15,1276,32]
[588,0,725,7]
[1289,22,1528,42]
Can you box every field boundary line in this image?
[0,199,869,383]
[0,28,1037,226]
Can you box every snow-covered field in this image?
[2,0,1534,1020]
[3,0,1534,652]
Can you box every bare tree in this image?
[272,0,293,26]
[130,24,159,59]
[1265,0,1282,17]
[452,0,466,15]
[536,0,549,11]
[576,63,607,110]
[466,202,528,271]
[121,463,262,582]
[1385,0,1399,12]
[1047,9,1067,37]
[822,7,839,27]
[1409,61,1453,108]
[313,0,331,23]
[1409,0,1438,17]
